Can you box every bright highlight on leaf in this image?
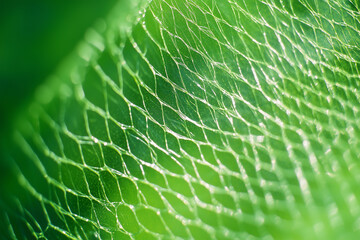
[1,0,360,239]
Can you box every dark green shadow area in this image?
[0,0,117,135]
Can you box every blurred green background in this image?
[0,0,118,135]
[0,0,118,207]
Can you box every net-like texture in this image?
[2,0,360,239]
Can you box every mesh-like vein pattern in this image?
[2,0,360,239]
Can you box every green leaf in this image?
[1,0,360,239]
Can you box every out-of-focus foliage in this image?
[0,0,117,133]
[1,0,360,239]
